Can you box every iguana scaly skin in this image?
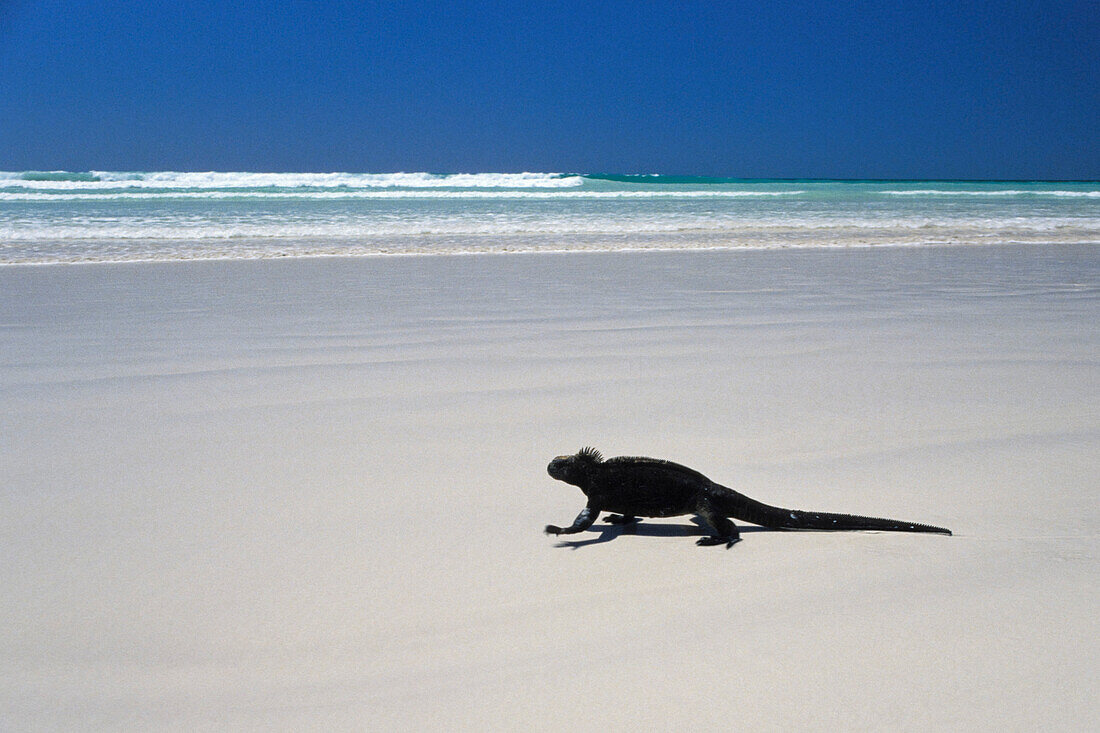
[544,447,951,547]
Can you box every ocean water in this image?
[1,171,1098,264]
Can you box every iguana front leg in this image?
[545,506,600,535]
[603,514,639,525]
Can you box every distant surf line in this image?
[0,190,811,201]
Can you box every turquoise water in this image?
[1,172,1097,263]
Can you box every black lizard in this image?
[544,447,951,547]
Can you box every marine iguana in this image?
[544,447,951,547]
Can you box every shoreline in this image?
[3,237,1099,268]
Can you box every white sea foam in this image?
[0,171,588,190]
[0,189,808,201]
[882,189,1100,197]
[3,216,1095,242]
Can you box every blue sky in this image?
[1,0,1096,177]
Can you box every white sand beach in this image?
[1,244,1097,730]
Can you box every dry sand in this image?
[2,244,1097,730]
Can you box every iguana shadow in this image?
[554,517,774,550]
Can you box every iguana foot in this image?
[696,536,741,548]
[603,514,639,525]
[544,525,563,535]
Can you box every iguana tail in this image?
[713,487,952,535]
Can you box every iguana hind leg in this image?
[696,503,741,548]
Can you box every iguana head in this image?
[547,447,603,489]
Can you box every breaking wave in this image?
[2,172,1097,264]
[0,170,586,190]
